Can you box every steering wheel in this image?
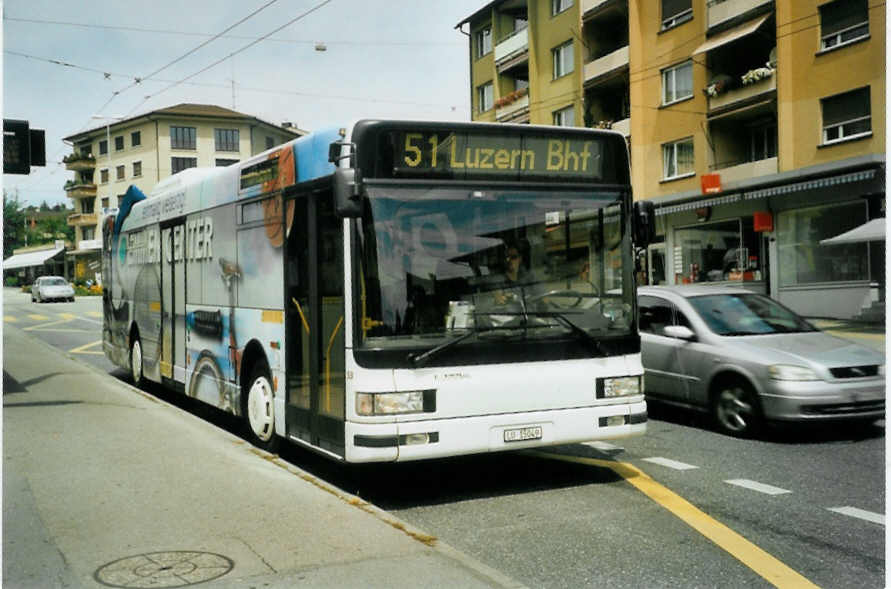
[528,288,600,309]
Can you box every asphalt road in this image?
[3,288,885,588]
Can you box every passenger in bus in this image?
[494,244,531,305]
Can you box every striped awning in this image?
[656,169,878,216]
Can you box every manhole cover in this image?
[94,551,233,588]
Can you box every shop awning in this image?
[820,218,886,245]
[2,246,65,270]
[693,13,771,55]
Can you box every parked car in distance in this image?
[638,285,884,436]
[31,276,75,303]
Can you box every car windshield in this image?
[44,278,67,286]
[688,293,818,336]
[356,185,634,353]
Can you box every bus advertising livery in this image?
[102,120,655,463]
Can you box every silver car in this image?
[638,285,884,436]
[31,276,75,303]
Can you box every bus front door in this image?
[284,191,346,458]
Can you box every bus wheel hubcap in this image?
[248,377,274,442]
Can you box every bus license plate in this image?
[504,426,542,443]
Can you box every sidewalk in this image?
[2,323,523,589]
[808,317,886,353]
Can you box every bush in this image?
[74,284,103,296]
[5,276,19,287]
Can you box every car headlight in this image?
[601,376,642,398]
[768,364,819,381]
[356,391,433,416]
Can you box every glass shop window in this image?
[672,218,763,284]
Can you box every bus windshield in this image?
[357,184,633,357]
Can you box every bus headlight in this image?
[601,376,642,398]
[356,391,433,416]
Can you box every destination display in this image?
[379,129,613,182]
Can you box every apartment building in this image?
[457,0,885,319]
[62,103,304,281]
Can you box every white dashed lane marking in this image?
[725,479,792,496]
[642,457,699,470]
[827,507,885,525]
[583,441,624,453]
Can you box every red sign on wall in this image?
[753,211,774,232]
[700,173,721,194]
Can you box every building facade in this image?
[457,0,885,320]
[62,103,304,282]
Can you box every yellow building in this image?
[458,0,885,319]
[62,103,304,281]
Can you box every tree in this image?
[3,190,26,258]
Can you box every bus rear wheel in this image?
[243,361,280,453]
[129,335,144,387]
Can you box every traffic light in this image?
[3,119,46,175]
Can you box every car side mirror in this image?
[663,325,695,340]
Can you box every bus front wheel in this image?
[243,362,280,453]
[129,335,144,387]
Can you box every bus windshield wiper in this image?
[408,328,480,367]
[520,310,606,356]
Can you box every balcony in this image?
[63,153,96,172]
[611,117,630,137]
[713,157,778,184]
[64,181,98,198]
[707,0,772,30]
[584,45,629,86]
[707,72,776,114]
[582,0,626,21]
[495,27,528,73]
[68,212,98,227]
[496,93,530,122]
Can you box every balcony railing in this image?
[495,27,528,67]
[63,153,96,171]
[68,212,99,226]
[64,182,98,198]
[711,157,778,184]
[707,73,776,112]
[707,0,772,29]
[584,45,629,85]
[496,93,530,122]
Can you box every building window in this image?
[171,157,198,174]
[662,137,694,180]
[552,40,574,79]
[100,169,109,184]
[661,0,692,30]
[662,60,693,105]
[82,227,95,241]
[820,0,869,51]
[266,136,275,149]
[673,219,762,284]
[778,201,868,286]
[170,126,196,150]
[99,140,108,155]
[821,86,871,144]
[552,105,575,127]
[114,136,124,151]
[216,158,239,167]
[131,131,141,147]
[116,165,125,180]
[749,121,777,161]
[475,26,492,59]
[133,161,142,177]
[214,128,240,152]
[82,198,95,214]
[117,195,125,207]
[477,82,494,113]
[101,197,110,209]
[551,0,573,16]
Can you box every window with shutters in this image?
[821,87,871,145]
[820,0,868,51]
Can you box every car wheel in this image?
[711,379,762,437]
[242,361,280,453]
[130,335,144,387]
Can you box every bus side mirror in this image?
[632,200,656,248]
[333,167,363,218]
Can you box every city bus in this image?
[101,120,656,462]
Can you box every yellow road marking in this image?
[86,311,103,318]
[27,314,50,321]
[70,340,104,355]
[58,313,77,320]
[827,330,884,341]
[23,317,76,331]
[531,452,820,589]
[4,316,18,322]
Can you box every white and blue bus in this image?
[102,120,656,462]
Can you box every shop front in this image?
[644,157,884,320]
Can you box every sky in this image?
[2,0,486,207]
